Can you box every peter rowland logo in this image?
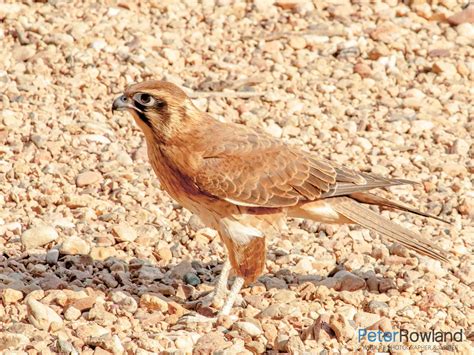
[357,328,464,352]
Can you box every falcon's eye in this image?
[134,93,155,106]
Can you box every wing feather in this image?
[190,122,413,207]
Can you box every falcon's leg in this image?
[211,258,231,307]
[218,276,244,316]
[186,258,231,308]
[179,276,245,324]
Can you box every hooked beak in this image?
[112,94,140,113]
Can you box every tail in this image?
[349,192,450,224]
[329,197,448,263]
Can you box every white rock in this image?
[265,121,283,138]
[456,23,474,39]
[60,236,90,255]
[83,134,111,144]
[162,48,180,63]
[410,120,434,133]
[111,291,138,313]
[354,137,373,151]
[0,332,29,351]
[63,306,81,321]
[254,0,275,12]
[91,39,107,51]
[27,298,63,330]
[112,223,137,242]
[451,138,470,155]
[21,226,58,249]
[233,321,262,337]
[2,109,21,128]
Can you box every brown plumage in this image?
[112,80,449,319]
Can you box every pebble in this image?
[233,321,262,337]
[183,272,201,286]
[0,333,30,351]
[289,36,306,49]
[111,291,138,313]
[334,271,366,291]
[157,247,173,263]
[1,288,23,304]
[76,171,103,187]
[451,138,470,155]
[432,62,457,76]
[329,313,354,341]
[63,306,81,321]
[2,109,22,128]
[90,246,117,260]
[21,225,59,249]
[60,236,91,255]
[140,293,169,312]
[27,298,63,330]
[112,223,137,242]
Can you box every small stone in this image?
[2,109,22,128]
[265,121,283,138]
[57,339,79,355]
[368,318,393,332]
[255,0,275,12]
[111,291,138,313]
[289,36,306,49]
[440,162,467,177]
[286,335,305,354]
[432,62,457,76]
[378,278,396,293]
[76,171,103,187]
[156,247,172,263]
[90,246,116,260]
[0,333,29,351]
[64,306,81,321]
[12,44,36,61]
[112,223,137,242]
[410,120,434,133]
[170,260,194,279]
[21,225,58,249]
[162,48,180,63]
[183,272,200,286]
[451,139,470,155]
[292,257,313,274]
[2,288,23,304]
[233,321,262,337]
[60,236,91,255]
[370,21,399,43]
[76,323,109,339]
[246,340,265,354]
[140,293,169,312]
[335,271,366,291]
[447,5,474,26]
[27,298,63,330]
[70,296,97,312]
[46,249,60,264]
[368,300,389,315]
[329,313,354,341]
[194,332,231,354]
[354,312,381,328]
[354,63,372,77]
[301,314,333,341]
[354,137,373,151]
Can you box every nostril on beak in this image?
[112,94,129,113]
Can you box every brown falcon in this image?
[112,80,448,321]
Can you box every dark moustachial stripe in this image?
[134,102,151,126]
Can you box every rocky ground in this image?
[0,0,473,354]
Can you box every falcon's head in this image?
[112,80,200,142]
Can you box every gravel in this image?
[0,0,472,353]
